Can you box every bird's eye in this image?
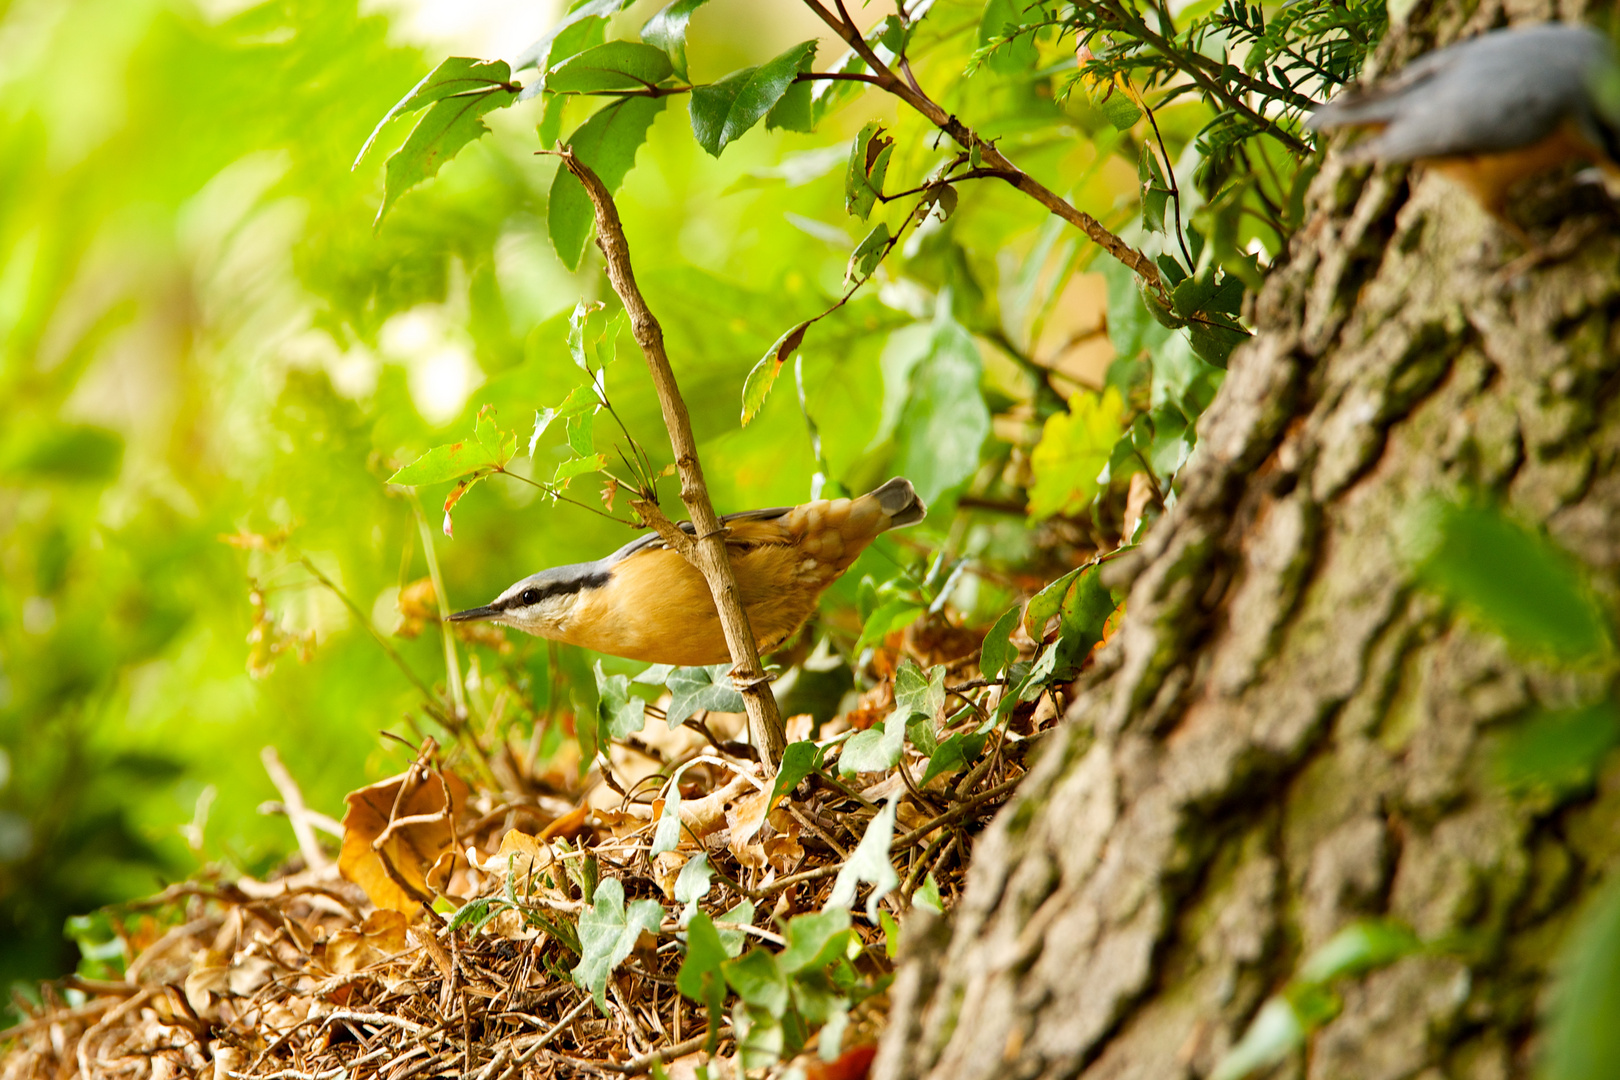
[520,588,542,605]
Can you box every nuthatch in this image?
[1307,23,1620,219]
[448,478,927,667]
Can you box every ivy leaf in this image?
[893,659,945,722]
[1024,566,1082,640]
[741,320,809,426]
[838,716,905,776]
[1028,388,1126,520]
[549,96,668,270]
[594,661,646,741]
[722,949,789,1015]
[368,59,519,225]
[920,729,987,786]
[674,851,713,920]
[689,41,817,157]
[641,0,712,81]
[844,222,891,286]
[770,740,822,804]
[778,908,851,973]
[665,664,746,727]
[547,42,674,94]
[844,121,893,219]
[979,604,1022,679]
[826,794,900,920]
[571,877,665,1012]
[677,911,729,1050]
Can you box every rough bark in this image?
[875,1,1620,1077]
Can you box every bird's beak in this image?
[447,604,497,623]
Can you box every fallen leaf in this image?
[322,911,413,976]
[339,766,470,914]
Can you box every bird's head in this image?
[448,562,610,638]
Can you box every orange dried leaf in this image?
[339,767,469,914]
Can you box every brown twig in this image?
[261,746,332,872]
[554,149,787,771]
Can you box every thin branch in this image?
[550,149,788,771]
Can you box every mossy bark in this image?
[875,1,1620,1076]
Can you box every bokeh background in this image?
[0,0,1134,993]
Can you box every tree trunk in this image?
[875,1,1620,1077]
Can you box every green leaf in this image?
[915,873,944,913]
[715,899,756,956]
[549,96,668,270]
[920,729,987,786]
[741,320,809,426]
[827,794,900,920]
[1545,878,1620,1080]
[1411,503,1611,662]
[537,92,568,149]
[665,664,746,726]
[514,0,633,75]
[571,877,666,1012]
[372,59,518,225]
[771,741,823,804]
[1295,919,1422,985]
[893,659,946,722]
[844,222,891,286]
[778,909,851,973]
[3,424,123,483]
[1493,702,1620,796]
[1097,90,1143,130]
[839,717,905,776]
[855,597,924,654]
[595,661,646,741]
[1028,388,1126,520]
[689,41,817,157]
[357,57,518,167]
[652,772,688,857]
[905,715,938,757]
[979,605,1022,679]
[641,0,712,80]
[388,437,508,486]
[844,121,893,219]
[447,897,506,933]
[722,949,789,1015]
[553,453,607,488]
[734,1004,785,1070]
[566,411,595,456]
[1210,998,1304,1080]
[1024,567,1081,640]
[547,42,674,94]
[881,304,991,504]
[977,0,1039,74]
[677,911,729,1030]
[764,41,819,133]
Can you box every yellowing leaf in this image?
[1028,388,1126,520]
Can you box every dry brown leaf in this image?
[785,713,815,743]
[394,578,438,638]
[339,767,469,914]
[322,910,412,975]
[764,807,804,874]
[725,783,776,869]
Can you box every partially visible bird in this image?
[1307,23,1620,219]
[448,478,927,667]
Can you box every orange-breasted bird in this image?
[448,478,927,667]
[1306,23,1620,220]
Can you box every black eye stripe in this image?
[501,571,610,610]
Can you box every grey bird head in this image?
[448,561,610,637]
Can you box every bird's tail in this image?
[869,477,927,528]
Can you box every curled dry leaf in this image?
[725,782,777,870]
[764,807,804,874]
[394,577,438,638]
[322,910,413,975]
[339,766,470,914]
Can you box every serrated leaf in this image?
[764,41,819,133]
[571,877,665,1012]
[665,664,746,727]
[373,60,518,225]
[741,321,809,426]
[442,468,495,538]
[979,604,1022,679]
[553,453,608,488]
[357,57,517,168]
[388,438,506,486]
[549,96,668,270]
[566,411,595,456]
[548,41,674,94]
[641,0,712,80]
[689,41,817,157]
[826,794,899,920]
[844,222,891,286]
[844,121,893,219]
[1028,388,1126,520]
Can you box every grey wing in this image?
[1310,24,1610,161]
[602,505,793,564]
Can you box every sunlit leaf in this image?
[741,321,809,426]
[1295,919,1422,984]
[844,121,893,219]
[372,59,518,224]
[356,57,517,167]
[770,740,823,803]
[547,41,674,94]
[549,96,668,269]
[665,664,746,727]
[844,222,891,286]
[689,41,817,157]
[572,877,665,1011]
[893,659,946,722]
[514,0,634,76]
[722,949,789,1014]
[838,716,905,776]
[594,661,646,740]
[1028,389,1126,520]
[641,0,712,80]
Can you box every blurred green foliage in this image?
[0,0,1385,1006]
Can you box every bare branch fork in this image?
[801,0,1171,307]
[553,149,788,770]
